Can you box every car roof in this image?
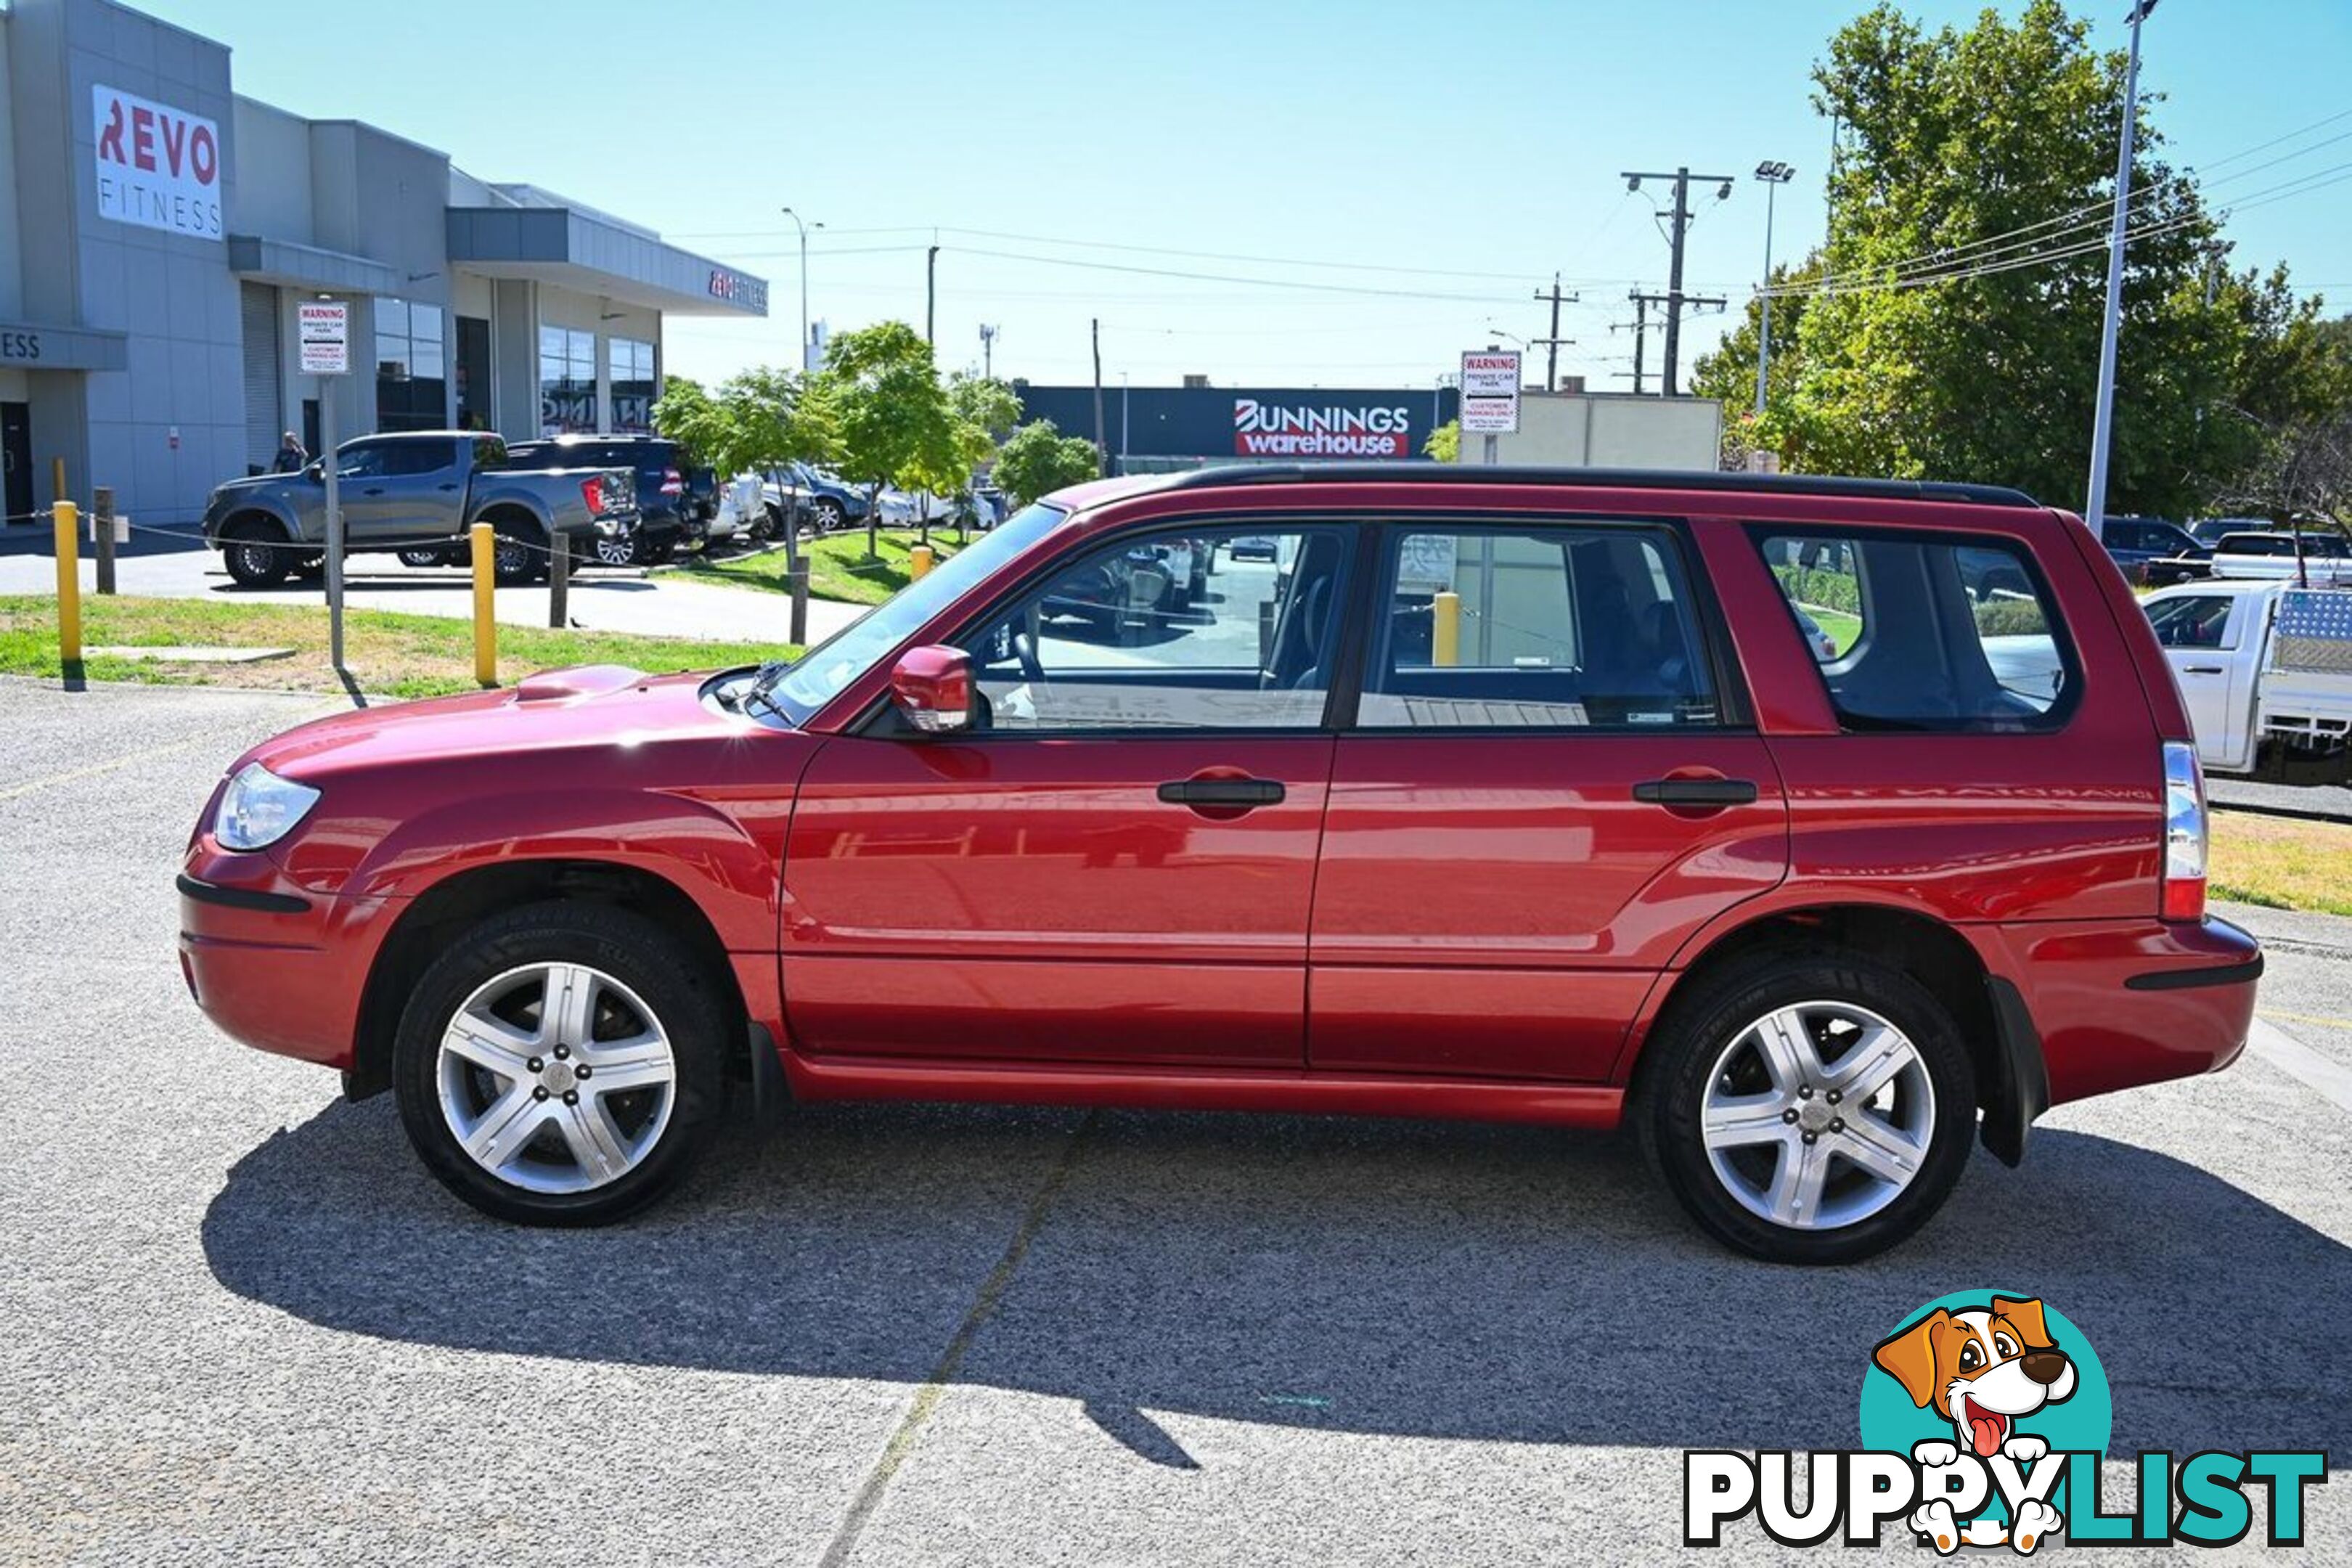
[1047,462,2041,510]
[2145,577,2283,599]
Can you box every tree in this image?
[1689,255,1822,470]
[1762,1,2335,518]
[945,373,1022,445]
[993,420,1100,507]
[1423,420,1459,462]
[812,322,958,556]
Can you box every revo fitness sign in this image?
[93,85,221,240]
[1233,399,1413,458]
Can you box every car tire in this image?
[813,498,845,532]
[392,901,729,1227]
[492,524,544,586]
[592,529,642,569]
[292,552,328,581]
[221,525,290,589]
[1637,947,1976,1265]
[397,547,446,569]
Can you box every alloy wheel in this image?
[1698,1000,1935,1230]
[434,962,677,1195]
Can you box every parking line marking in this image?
[0,735,222,801]
[2247,1018,2352,1116]
[2259,1008,2352,1033]
[816,1111,1098,1568]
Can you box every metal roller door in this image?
[240,283,280,473]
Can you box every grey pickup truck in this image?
[200,430,637,588]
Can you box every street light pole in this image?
[782,206,820,370]
[1752,160,1794,419]
[2085,0,2157,543]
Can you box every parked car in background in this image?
[706,473,766,547]
[1228,535,1280,563]
[2190,517,2271,547]
[762,462,871,532]
[505,436,710,566]
[2206,529,2352,586]
[2099,516,2205,585]
[200,431,636,587]
[2144,578,2352,783]
[181,465,2258,1265]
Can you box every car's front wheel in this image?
[221,526,290,588]
[393,902,727,1225]
[812,498,845,531]
[1639,950,1975,1265]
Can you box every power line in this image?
[942,245,1533,303]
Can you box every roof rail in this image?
[1154,462,2041,510]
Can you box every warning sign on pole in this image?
[298,301,348,376]
[1459,349,1521,434]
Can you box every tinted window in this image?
[377,440,456,477]
[333,441,390,480]
[2146,595,2235,650]
[1760,531,2072,731]
[1360,524,1718,729]
[965,526,1349,731]
[2220,534,2290,556]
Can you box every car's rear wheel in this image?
[591,528,642,568]
[221,524,290,588]
[812,497,845,531]
[393,902,727,1225]
[397,547,446,569]
[1639,950,1975,1265]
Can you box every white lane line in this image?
[2248,1018,2352,1116]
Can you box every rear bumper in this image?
[1986,915,2261,1107]
[178,846,389,1072]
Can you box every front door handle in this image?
[2180,664,2224,675]
[1158,777,1285,808]
[1632,777,1760,807]
[437,482,460,492]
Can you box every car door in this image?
[780,520,1357,1068]
[355,438,463,542]
[2147,591,2250,769]
[1307,519,1789,1082]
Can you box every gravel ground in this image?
[3,677,2347,1565]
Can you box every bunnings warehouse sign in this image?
[92,85,222,240]
[1233,398,1412,457]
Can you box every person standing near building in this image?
[270,432,306,473]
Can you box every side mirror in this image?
[304,461,323,481]
[889,645,972,734]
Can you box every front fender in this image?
[330,787,778,950]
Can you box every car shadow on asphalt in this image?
[200,1101,2345,1466]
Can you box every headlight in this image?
[215,761,322,850]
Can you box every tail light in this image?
[2161,740,2208,922]
[661,466,684,497]
[581,475,608,515]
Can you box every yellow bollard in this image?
[1432,589,1461,667]
[909,544,934,580]
[54,500,81,666]
[470,521,497,686]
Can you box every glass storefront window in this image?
[609,338,656,433]
[374,296,447,432]
[539,325,597,436]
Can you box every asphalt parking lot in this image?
[3,677,2347,1564]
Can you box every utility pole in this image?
[2086,0,2158,542]
[1090,318,1107,469]
[979,323,998,379]
[1532,273,1579,390]
[925,244,940,348]
[1625,287,1720,394]
[1752,160,1794,418]
[1621,166,1736,396]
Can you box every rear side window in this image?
[1360,523,1720,729]
[1759,531,2073,732]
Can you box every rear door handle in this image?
[361,486,385,496]
[2181,664,2224,674]
[1632,777,1760,807]
[1157,777,1285,807]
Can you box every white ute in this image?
[2144,579,2352,782]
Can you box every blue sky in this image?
[148,0,2352,393]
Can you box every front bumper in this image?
[178,845,391,1072]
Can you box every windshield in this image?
[759,501,1069,722]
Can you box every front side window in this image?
[1360,523,1718,729]
[962,526,1350,732]
[1760,530,2073,730]
[2147,594,2236,650]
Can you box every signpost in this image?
[299,301,349,669]
[1459,349,1522,465]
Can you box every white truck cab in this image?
[2144,579,2352,780]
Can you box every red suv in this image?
[178,467,2261,1262]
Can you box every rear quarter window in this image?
[1758,528,2076,732]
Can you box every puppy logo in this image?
[1874,1296,2079,1459]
